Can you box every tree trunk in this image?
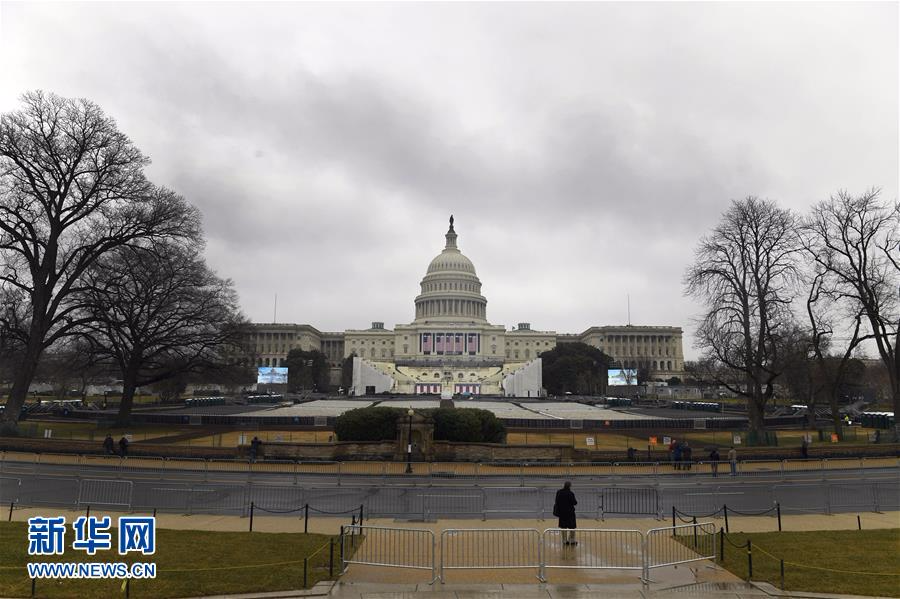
[2,336,45,426]
[116,362,140,427]
[828,389,843,441]
[747,396,766,442]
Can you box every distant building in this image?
[246,217,684,396]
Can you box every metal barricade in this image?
[477,462,523,479]
[0,476,22,504]
[131,481,191,513]
[0,451,38,474]
[207,458,250,475]
[304,487,368,516]
[782,459,823,474]
[422,493,483,520]
[482,486,541,517]
[609,462,657,477]
[829,483,877,512]
[37,453,83,468]
[187,484,248,515]
[738,459,785,477]
[248,459,295,475]
[248,484,304,512]
[774,483,827,514]
[19,477,80,507]
[431,462,478,481]
[77,479,134,509]
[163,457,208,478]
[81,454,122,475]
[600,487,660,519]
[541,486,602,520]
[875,482,900,511]
[823,457,863,471]
[295,461,340,476]
[365,486,422,518]
[120,456,166,479]
[644,522,716,579]
[440,528,543,582]
[665,484,721,516]
[341,524,436,582]
[542,528,644,576]
[521,463,569,478]
[715,484,774,513]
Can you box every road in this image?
[1,455,896,520]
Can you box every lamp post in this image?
[405,408,414,474]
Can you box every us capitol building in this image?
[247,217,684,397]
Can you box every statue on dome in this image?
[449,214,454,227]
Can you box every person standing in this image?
[118,436,129,457]
[673,442,683,471]
[102,434,114,455]
[709,448,720,477]
[249,436,260,463]
[682,442,693,471]
[727,446,737,476]
[800,437,809,459]
[554,481,578,545]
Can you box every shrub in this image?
[432,408,505,443]
[333,407,404,441]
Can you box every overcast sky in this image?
[1,2,897,360]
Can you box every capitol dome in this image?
[413,216,488,323]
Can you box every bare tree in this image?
[778,322,823,429]
[82,241,247,425]
[684,197,801,439]
[0,91,197,427]
[804,189,899,439]
[803,269,869,438]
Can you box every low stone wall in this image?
[251,441,396,461]
[0,436,236,459]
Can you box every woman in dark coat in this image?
[554,481,578,545]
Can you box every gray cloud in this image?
[1,2,896,357]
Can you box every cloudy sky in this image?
[1,2,897,359]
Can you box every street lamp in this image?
[405,408,414,474]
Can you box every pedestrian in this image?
[627,446,636,462]
[727,446,737,476]
[709,448,720,477]
[249,436,260,462]
[800,437,809,459]
[102,434,114,455]
[553,481,578,545]
[683,442,693,471]
[673,441,683,471]
[118,436,129,457]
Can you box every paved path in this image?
[2,456,897,519]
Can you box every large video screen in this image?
[608,368,638,386]
[257,367,288,385]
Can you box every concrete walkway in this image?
[5,509,898,599]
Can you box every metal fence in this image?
[599,487,660,519]
[644,522,717,579]
[340,524,436,582]
[3,476,897,520]
[440,528,543,582]
[338,523,716,583]
[542,528,644,573]
[2,451,896,484]
[77,479,133,509]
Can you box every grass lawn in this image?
[0,522,338,598]
[717,529,900,597]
